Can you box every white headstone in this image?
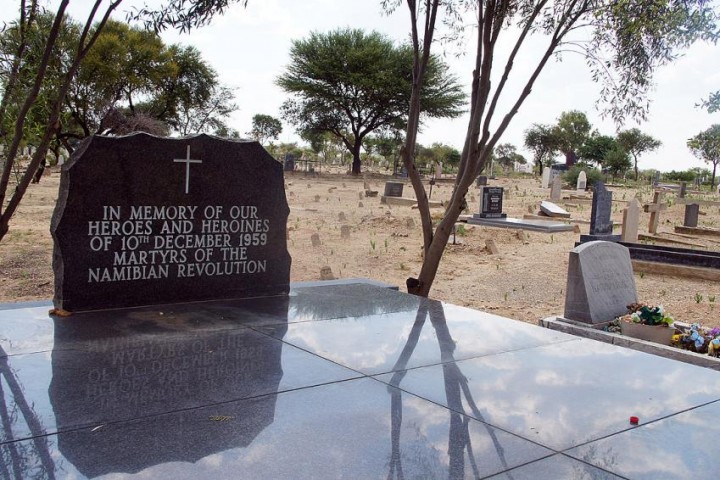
[550,176,562,202]
[577,171,587,191]
[564,241,637,324]
[541,168,551,189]
[540,200,570,218]
[435,162,443,179]
[621,199,641,242]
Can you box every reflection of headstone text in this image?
[87,204,271,283]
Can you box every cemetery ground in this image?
[1,167,719,326]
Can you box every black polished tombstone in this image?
[476,186,506,219]
[51,133,291,312]
[580,181,621,242]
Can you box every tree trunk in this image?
[712,162,717,190]
[351,142,362,175]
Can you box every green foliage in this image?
[494,143,527,173]
[664,170,696,182]
[617,128,661,179]
[276,28,465,174]
[687,125,720,188]
[563,165,604,187]
[578,134,617,166]
[249,114,282,145]
[553,111,591,164]
[603,144,633,178]
[524,123,560,174]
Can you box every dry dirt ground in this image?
[1,166,719,326]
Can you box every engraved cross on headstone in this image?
[643,191,667,234]
[173,146,202,194]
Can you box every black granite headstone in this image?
[51,133,291,311]
[679,181,687,198]
[383,182,404,197]
[475,186,506,219]
[476,175,488,187]
[684,203,699,227]
[283,153,295,172]
[580,181,620,242]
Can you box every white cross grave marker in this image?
[173,145,202,194]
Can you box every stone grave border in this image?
[541,316,720,371]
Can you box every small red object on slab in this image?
[630,416,639,425]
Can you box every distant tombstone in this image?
[58,155,65,166]
[358,201,363,207]
[383,182,404,197]
[684,203,700,228]
[548,165,568,187]
[320,266,335,280]
[621,199,641,242]
[581,181,620,242]
[51,133,291,312]
[435,163,443,179]
[340,225,351,239]
[311,233,321,247]
[564,241,638,324]
[550,176,562,202]
[541,168,551,189]
[476,175,488,187]
[283,153,295,172]
[679,182,687,198]
[338,212,347,222]
[576,171,587,191]
[540,200,570,218]
[314,195,320,202]
[653,171,661,186]
[405,217,415,228]
[475,186,506,219]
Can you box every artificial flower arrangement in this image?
[618,303,674,327]
[672,324,720,356]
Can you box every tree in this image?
[617,128,662,180]
[553,111,591,166]
[701,90,720,113]
[603,144,632,179]
[523,124,559,175]
[276,28,464,175]
[494,143,526,173]
[249,114,282,145]
[385,0,717,298]
[687,124,720,188]
[578,134,617,166]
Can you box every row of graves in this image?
[1,134,719,477]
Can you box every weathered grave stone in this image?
[550,176,562,202]
[528,204,534,214]
[564,241,637,324]
[338,212,347,222]
[283,153,295,172]
[307,184,311,189]
[470,195,476,203]
[679,182,687,198]
[621,199,641,242]
[358,191,364,200]
[383,182,404,197]
[435,163,443,179]
[476,186,506,219]
[540,200,570,218]
[406,217,415,228]
[311,233,321,247]
[485,239,500,255]
[643,191,667,234]
[548,165,568,187]
[340,225,351,238]
[653,171,661,186]
[314,195,321,202]
[541,168,551,189]
[358,201,364,208]
[320,266,335,280]
[684,203,700,228]
[476,175,488,187]
[51,133,291,311]
[576,171,587,191]
[580,181,620,242]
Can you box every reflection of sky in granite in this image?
[265,302,575,375]
[375,339,720,451]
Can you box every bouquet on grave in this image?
[618,303,674,327]
[672,324,720,355]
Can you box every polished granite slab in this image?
[1,280,719,479]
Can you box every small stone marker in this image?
[679,182,687,198]
[643,191,667,234]
[527,204,534,214]
[358,191,364,200]
[581,181,620,242]
[283,153,295,172]
[539,200,570,218]
[311,233,321,247]
[684,203,700,228]
[358,201,364,207]
[51,133,290,312]
[320,266,335,280]
[383,182,404,197]
[476,175,488,187]
[435,163,443,179]
[340,225,351,239]
[621,199,641,242]
[577,171,587,191]
[550,176,562,202]
[564,241,638,324]
[314,195,320,202]
[541,168,551,189]
[485,239,500,255]
[406,217,415,228]
[476,187,506,219]
[338,212,347,222]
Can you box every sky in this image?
[7,0,720,172]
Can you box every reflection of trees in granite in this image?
[290,284,423,321]
[47,303,288,478]
[574,445,619,479]
[0,346,56,480]
[387,301,514,479]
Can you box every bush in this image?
[563,165,604,188]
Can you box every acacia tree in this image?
[277,28,464,175]
[385,0,718,297]
[687,124,720,188]
[249,114,282,145]
[523,124,559,175]
[552,110,591,166]
[495,143,526,173]
[617,128,661,180]
[578,134,617,166]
